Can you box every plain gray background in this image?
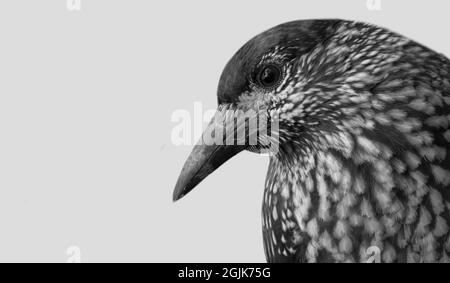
[0,0,449,263]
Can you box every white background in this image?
[0,0,449,262]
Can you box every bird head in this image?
[173,19,363,201]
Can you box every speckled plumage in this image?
[174,19,450,263]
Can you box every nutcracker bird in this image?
[173,19,450,263]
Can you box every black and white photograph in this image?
[1,0,450,270]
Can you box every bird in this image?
[173,19,450,263]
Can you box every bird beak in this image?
[173,117,245,201]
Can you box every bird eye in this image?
[257,64,282,88]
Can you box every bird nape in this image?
[173,19,450,263]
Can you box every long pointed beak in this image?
[172,142,244,201]
[173,112,245,201]
[173,106,274,201]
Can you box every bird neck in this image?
[261,144,393,262]
[263,149,354,231]
[262,149,350,262]
[262,126,449,263]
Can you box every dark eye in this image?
[257,64,282,88]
